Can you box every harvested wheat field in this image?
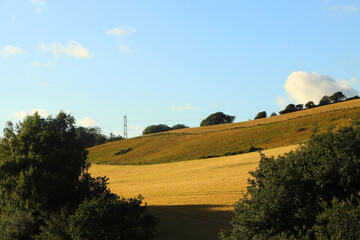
[89,145,297,240]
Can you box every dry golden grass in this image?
[88,100,360,165]
[89,145,297,206]
[89,145,298,239]
[171,99,360,134]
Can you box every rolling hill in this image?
[88,99,360,165]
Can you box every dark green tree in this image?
[270,112,277,117]
[295,104,303,111]
[330,91,346,103]
[221,118,360,239]
[200,112,235,126]
[142,124,171,135]
[318,95,331,106]
[254,111,267,120]
[305,101,316,109]
[0,112,156,239]
[313,196,360,239]
[279,104,296,114]
[76,126,107,148]
[68,196,156,240]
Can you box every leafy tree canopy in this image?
[305,101,316,109]
[279,104,296,114]
[222,117,360,239]
[200,112,235,126]
[254,111,267,120]
[330,91,346,103]
[318,95,331,106]
[0,112,156,239]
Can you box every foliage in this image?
[279,104,296,114]
[200,112,235,126]
[330,91,346,103]
[305,101,316,109]
[76,126,107,148]
[222,117,360,239]
[313,196,360,239]
[171,124,189,130]
[0,112,156,239]
[68,196,156,240]
[270,112,277,117]
[254,111,267,120]
[295,104,303,111]
[142,124,171,135]
[318,95,331,106]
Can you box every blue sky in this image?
[1,0,360,137]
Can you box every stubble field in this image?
[89,145,297,239]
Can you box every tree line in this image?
[0,112,156,239]
[254,91,359,120]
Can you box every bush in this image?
[222,117,360,239]
[200,112,235,126]
[68,196,156,240]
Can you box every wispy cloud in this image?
[331,4,358,13]
[277,71,358,107]
[119,45,131,53]
[11,15,16,22]
[0,45,27,58]
[106,26,137,53]
[77,117,96,127]
[12,109,49,119]
[130,125,143,132]
[37,40,93,59]
[31,61,52,67]
[30,0,45,14]
[106,26,137,36]
[324,0,358,14]
[170,102,199,111]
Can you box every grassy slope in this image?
[89,145,297,240]
[88,99,360,165]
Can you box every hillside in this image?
[89,145,298,240]
[88,99,360,165]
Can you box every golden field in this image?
[89,145,298,239]
[88,99,360,239]
[88,99,360,165]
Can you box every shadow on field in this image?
[148,205,233,240]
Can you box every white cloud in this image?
[107,26,137,53]
[31,61,52,67]
[37,40,93,59]
[119,45,131,53]
[106,26,137,36]
[276,95,288,108]
[12,109,49,119]
[280,71,358,105]
[0,45,27,58]
[170,102,199,111]
[43,82,50,87]
[77,117,96,127]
